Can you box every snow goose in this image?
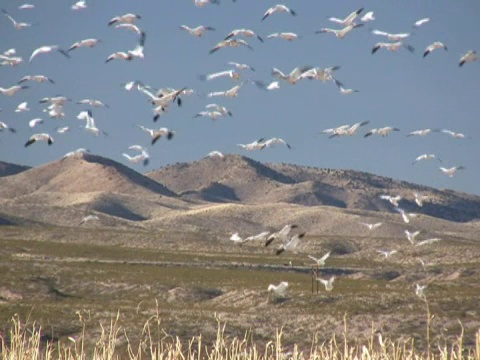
[225,28,263,42]
[227,61,255,71]
[413,153,442,165]
[68,38,102,52]
[229,232,247,244]
[262,137,291,149]
[194,0,219,7]
[108,13,141,26]
[29,45,70,62]
[138,125,175,145]
[439,166,465,177]
[360,222,382,230]
[372,41,414,54]
[18,75,55,84]
[413,18,430,28]
[261,4,296,21]
[413,192,429,207]
[80,215,99,224]
[267,281,288,297]
[440,129,466,139]
[316,24,364,39]
[245,231,270,242]
[328,7,364,26]
[199,69,241,81]
[207,83,243,98]
[275,232,305,255]
[371,30,412,41]
[415,238,441,247]
[77,99,109,108]
[206,150,224,159]
[300,66,340,82]
[334,79,359,94]
[267,32,300,41]
[415,284,427,298]
[379,194,402,207]
[71,1,87,11]
[0,85,29,96]
[24,133,53,147]
[123,149,149,166]
[2,9,31,30]
[459,50,477,67]
[377,250,398,258]
[423,42,447,57]
[317,276,335,292]
[194,110,224,120]
[250,79,280,91]
[405,230,420,244]
[82,110,107,136]
[308,251,331,266]
[180,25,215,37]
[205,103,232,116]
[29,118,43,128]
[209,39,253,54]
[272,65,312,84]
[360,11,375,23]
[406,128,438,137]
[364,126,400,137]
[115,23,143,35]
[18,4,34,10]
[237,138,266,151]
[0,121,16,133]
[15,101,30,112]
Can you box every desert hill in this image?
[0,160,30,177]
[147,155,480,222]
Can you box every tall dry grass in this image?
[1,308,479,360]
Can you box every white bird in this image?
[360,222,382,230]
[206,150,224,159]
[105,51,132,63]
[415,284,427,298]
[265,224,299,247]
[316,24,364,39]
[360,11,375,22]
[209,39,253,54]
[328,7,364,26]
[39,96,71,106]
[29,118,43,128]
[334,79,359,95]
[272,66,312,84]
[194,0,219,7]
[327,121,369,139]
[57,126,70,134]
[405,230,421,244]
[77,99,109,108]
[108,13,141,26]
[82,110,107,136]
[413,192,429,207]
[459,50,477,67]
[377,250,398,258]
[0,54,23,67]
[122,80,145,91]
[199,69,241,81]
[415,238,441,247]
[440,129,466,139]
[0,121,16,133]
[261,4,296,21]
[3,48,16,56]
[138,125,175,145]
[238,138,266,151]
[371,29,412,41]
[24,133,53,147]
[413,17,430,28]
[250,80,280,91]
[267,32,300,41]
[18,4,35,10]
[308,251,331,266]
[407,128,438,137]
[395,207,418,224]
[205,104,233,117]
[80,215,99,224]
[262,137,292,149]
[372,41,415,54]
[299,66,340,82]
[245,231,270,242]
[15,101,30,112]
[364,127,400,138]
[275,232,306,255]
[63,148,89,157]
[71,1,87,11]
[194,110,224,121]
[29,45,70,62]
[45,104,65,119]
[227,62,255,71]
[439,166,465,177]
[180,25,215,37]
[68,38,102,52]
[115,23,143,35]
[2,9,31,30]
[423,42,447,57]
[207,83,243,98]
[229,232,246,244]
[225,28,263,42]
[126,32,146,60]
[123,149,149,166]
[0,85,29,96]
[317,276,335,292]
[18,75,55,84]
[267,281,289,297]
[379,194,402,207]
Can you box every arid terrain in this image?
[1,153,479,353]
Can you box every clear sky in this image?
[1,0,479,195]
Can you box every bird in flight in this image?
[360,222,382,231]
[29,45,70,62]
[439,166,465,177]
[275,232,306,255]
[108,13,141,26]
[267,281,289,297]
[327,7,364,26]
[459,50,477,67]
[180,25,215,37]
[24,133,53,147]
[317,276,335,292]
[308,251,331,266]
[377,249,398,258]
[261,4,296,21]
[423,42,447,57]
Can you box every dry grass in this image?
[1,308,479,360]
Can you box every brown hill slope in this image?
[0,160,30,177]
[0,153,176,199]
[147,155,480,222]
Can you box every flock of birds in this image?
[0,2,477,300]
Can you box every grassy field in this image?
[1,224,480,358]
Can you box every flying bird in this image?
[413,17,430,28]
[423,42,447,57]
[327,7,364,26]
[275,232,306,255]
[364,127,400,137]
[250,80,280,91]
[194,0,220,7]
[77,99,109,108]
[439,166,465,177]
[317,276,335,292]
[316,24,364,39]
[227,61,255,71]
[360,222,382,230]
[262,4,296,21]
[267,32,300,41]
[80,215,99,224]
[334,79,359,95]
[209,39,253,54]
[2,9,32,30]
[138,125,175,145]
[206,150,225,159]
[15,101,30,112]
[24,133,53,147]
[440,129,466,139]
[68,38,102,52]
[377,250,398,258]
[413,192,430,207]
[29,45,70,62]
[459,50,477,67]
[229,232,246,244]
[123,149,150,166]
[308,251,331,266]
[272,65,312,84]
[238,138,266,151]
[406,128,438,137]
[265,224,298,247]
[108,13,141,26]
[267,281,288,297]
[0,121,16,133]
[372,41,415,54]
[115,23,143,35]
[415,238,441,247]
[18,4,35,10]
[405,230,421,244]
[371,30,412,41]
[245,231,271,242]
[180,25,215,37]
[18,75,55,84]
[0,85,29,96]
[71,1,87,11]
[225,28,263,42]
[360,11,375,22]
[28,118,44,128]
[262,137,291,149]
[379,194,402,207]
[207,83,243,98]
[199,69,241,81]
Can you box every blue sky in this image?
[1,0,479,195]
